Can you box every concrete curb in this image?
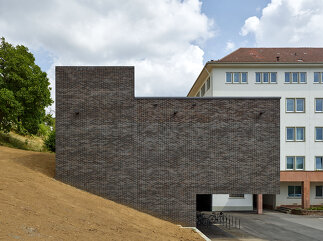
[178,225,211,241]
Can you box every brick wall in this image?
[56,66,280,226]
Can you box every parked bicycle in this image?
[196,212,211,226]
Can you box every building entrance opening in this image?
[196,194,212,211]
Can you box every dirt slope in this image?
[0,146,202,241]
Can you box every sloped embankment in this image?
[0,146,202,241]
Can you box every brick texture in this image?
[56,66,280,226]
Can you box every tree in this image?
[44,129,55,152]
[0,37,53,134]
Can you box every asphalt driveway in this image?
[199,210,323,241]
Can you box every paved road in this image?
[226,211,323,241]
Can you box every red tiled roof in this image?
[214,48,323,63]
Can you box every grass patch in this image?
[0,131,46,152]
[308,206,323,211]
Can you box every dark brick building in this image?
[56,66,280,226]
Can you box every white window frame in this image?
[315,156,323,170]
[255,72,277,84]
[286,156,305,170]
[315,98,323,113]
[226,72,248,84]
[286,156,295,170]
[285,72,307,84]
[286,98,305,113]
[314,72,323,84]
[286,127,305,142]
[315,127,323,141]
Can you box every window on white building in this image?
[315,98,323,112]
[255,72,277,83]
[234,72,240,83]
[241,72,247,83]
[206,77,210,90]
[286,127,305,141]
[296,156,305,170]
[285,72,307,83]
[201,84,205,96]
[300,72,306,83]
[226,72,248,84]
[314,72,323,83]
[226,72,232,83]
[288,186,302,198]
[315,127,323,141]
[229,194,244,198]
[286,98,305,112]
[271,72,277,83]
[286,156,294,170]
[316,157,323,170]
[286,156,305,170]
[316,186,323,197]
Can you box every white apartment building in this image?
[188,48,323,211]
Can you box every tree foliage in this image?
[0,37,53,134]
[44,129,55,152]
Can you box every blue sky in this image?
[32,0,271,72]
[201,0,270,62]
[1,0,323,106]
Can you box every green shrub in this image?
[37,123,51,137]
[44,130,55,152]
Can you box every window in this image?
[271,72,277,83]
[296,156,304,170]
[206,77,211,90]
[288,186,302,197]
[229,194,244,198]
[314,72,323,83]
[316,186,323,197]
[315,98,323,112]
[286,127,305,141]
[285,72,290,83]
[286,156,295,170]
[292,72,298,83]
[241,72,247,83]
[316,157,323,170]
[286,98,305,112]
[256,72,261,83]
[226,72,248,84]
[234,72,240,83]
[300,72,306,83]
[285,72,307,83]
[315,127,323,141]
[226,72,232,83]
[263,72,269,83]
[255,72,277,83]
[286,156,304,170]
[201,84,205,96]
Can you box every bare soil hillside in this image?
[0,146,202,241]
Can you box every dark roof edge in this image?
[206,61,323,64]
[135,97,281,100]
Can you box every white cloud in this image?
[225,41,236,52]
[240,16,260,37]
[0,0,214,104]
[240,0,323,47]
